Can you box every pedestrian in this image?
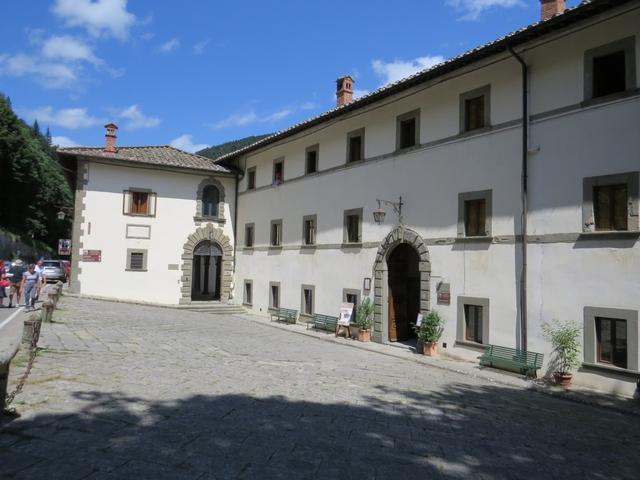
[21,263,41,312]
[35,258,47,284]
[0,260,10,307]
[8,258,26,308]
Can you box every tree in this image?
[45,127,52,145]
[32,119,40,135]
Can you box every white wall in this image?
[78,162,235,305]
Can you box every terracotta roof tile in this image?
[57,145,231,173]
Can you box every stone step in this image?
[178,303,246,315]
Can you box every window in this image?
[584,307,637,372]
[465,199,487,237]
[247,167,256,190]
[302,215,316,246]
[594,184,628,231]
[582,172,639,233]
[301,285,315,316]
[460,86,491,133]
[126,249,147,271]
[396,110,420,150]
[245,223,254,248]
[584,37,636,101]
[464,305,483,344]
[343,208,362,244]
[273,159,284,185]
[123,189,156,216]
[202,185,220,217]
[243,280,253,306]
[305,145,318,174]
[270,219,282,247]
[269,282,280,310]
[458,190,492,238]
[457,296,489,345]
[596,317,627,369]
[347,129,364,163]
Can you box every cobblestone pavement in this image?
[1,297,639,479]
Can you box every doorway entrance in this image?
[387,243,420,342]
[191,240,222,301]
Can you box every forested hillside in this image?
[197,134,270,160]
[0,94,73,257]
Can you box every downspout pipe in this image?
[509,46,528,351]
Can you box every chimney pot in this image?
[540,0,566,21]
[104,122,118,153]
[336,75,354,107]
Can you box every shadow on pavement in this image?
[1,382,640,479]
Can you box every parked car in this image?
[42,260,67,283]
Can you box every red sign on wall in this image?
[82,250,102,262]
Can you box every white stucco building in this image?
[59,0,640,394]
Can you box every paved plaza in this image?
[1,296,639,479]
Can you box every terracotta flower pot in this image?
[554,372,573,387]
[423,341,437,357]
[358,329,371,342]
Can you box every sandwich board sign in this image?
[338,303,354,326]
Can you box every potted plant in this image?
[356,297,374,342]
[542,320,581,387]
[414,311,445,356]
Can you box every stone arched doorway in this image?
[180,224,233,304]
[191,240,222,301]
[373,227,431,343]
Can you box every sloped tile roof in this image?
[57,145,231,173]
[216,0,630,162]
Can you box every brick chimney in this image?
[104,122,118,153]
[336,75,354,107]
[541,0,566,21]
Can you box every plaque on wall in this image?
[82,250,102,262]
[437,282,451,305]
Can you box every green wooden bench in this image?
[307,313,338,332]
[270,308,298,324]
[479,344,544,377]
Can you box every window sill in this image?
[581,88,639,108]
[300,244,317,249]
[455,236,492,243]
[243,246,254,251]
[300,313,313,319]
[580,362,639,379]
[395,144,420,154]
[578,231,640,240]
[124,213,154,218]
[125,269,148,272]
[268,246,283,250]
[455,340,486,352]
[243,302,253,307]
[458,125,492,138]
[194,216,226,224]
[345,159,365,166]
[341,242,363,249]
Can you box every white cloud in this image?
[51,0,136,40]
[41,35,100,65]
[116,104,160,129]
[0,54,78,88]
[445,0,524,21]
[210,109,293,130]
[372,56,445,85]
[51,135,79,147]
[158,38,180,53]
[193,39,210,55]
[20,106,104,129]
[170,134,209,153]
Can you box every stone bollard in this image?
[47,291,58,308]
[42,299,55,323]
[23,313,41,345]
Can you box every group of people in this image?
[0,259,47,312]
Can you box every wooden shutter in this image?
[123,190,132,215]
[148,192,157,217]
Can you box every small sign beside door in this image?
[437,282,451,305]
[82,249,102,262]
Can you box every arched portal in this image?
[387,243,420,341]
[191,240,222,301]
[373,227,431,343]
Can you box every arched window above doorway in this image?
[193,240,223,257]
[196,177,226,222]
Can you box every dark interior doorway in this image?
[387,243,420,342]
[191,241,222,301]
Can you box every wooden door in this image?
[387,243,420,342]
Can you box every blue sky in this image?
[1,0,580,152]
